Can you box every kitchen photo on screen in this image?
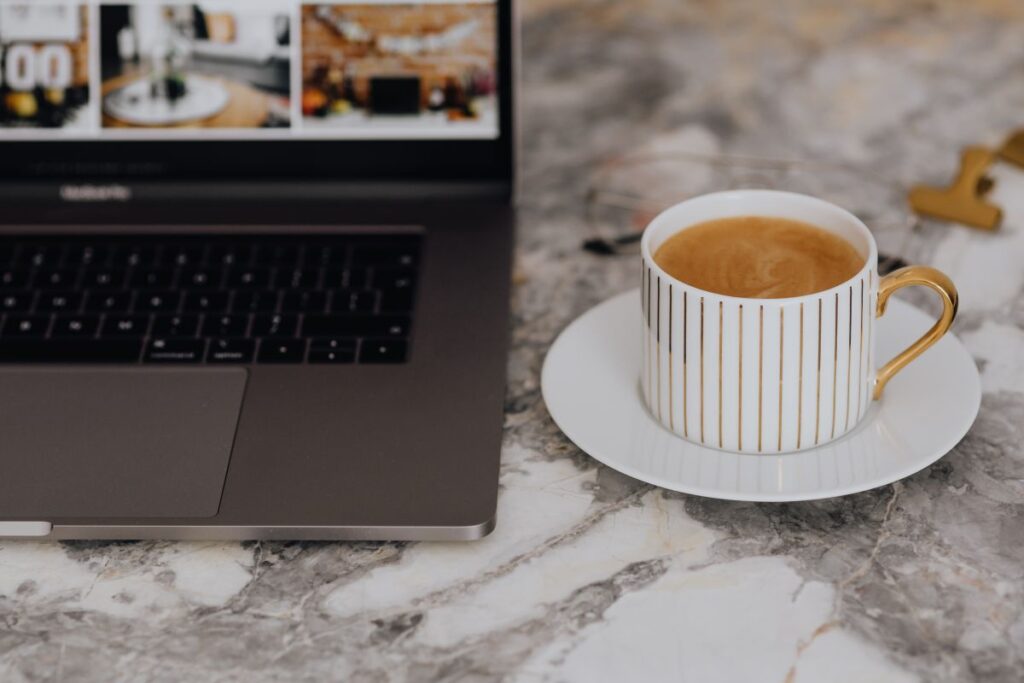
[100,2,291,129]
[0,2,92,130]
[301,1,498,138]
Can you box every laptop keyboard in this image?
[0,234,419,364]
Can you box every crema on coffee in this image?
[653,216,864,298]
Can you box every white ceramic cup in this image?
[640,190,957,454]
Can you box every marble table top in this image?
[3,1,1024,681]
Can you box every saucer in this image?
[542,290,981,502]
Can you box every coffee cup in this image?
[640,190,957,453]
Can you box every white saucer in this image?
[542,290,981,502]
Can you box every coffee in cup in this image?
[653,216,864,299]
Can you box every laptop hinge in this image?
[0,180,512,204]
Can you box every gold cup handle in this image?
[873,266,959,399]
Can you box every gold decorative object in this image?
[908,147,1002,231]
[999,129,1024,168]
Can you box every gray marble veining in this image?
[3,1,1024,681]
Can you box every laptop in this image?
[0,0,515,541]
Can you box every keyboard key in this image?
[0,339,142,363]
[82,269,126,289]
[84,291,133,313]
[380,289,414,312]
[113,246,156,268]
[346,268,369,288]
[274,268,319,289]
[227,268,271,289]
[209,245,253,267]
[231,290,279,313]
[281,290,327,312]
[322,267,368,288]
[207,338,255,363]
[309,337,356,363]
[302,315,410,338]
[310,337,357,351]
[181,268,220,289]
[52,315,100,337]
[252,314,297,337]
[183,291,229,313]
[152,314,199,337]
[257,338,307,363]
[145,338,206,363]
[253,244,299,266]
[4,315,50,337]
[129,269,175,288]
[37,291,81,312]
[322,269,343,289]
[165,246,204,267]
[329,289,376,313]
[102,315,150,338]
[360,339,408,363]
[21,245,62,268]
[203,314,249,337]
[0,292,34,312]
[37,268,78,288]
[0,269,32,288]
[310,246,348,267]
[309,348,355,363]
[352,245,418,268]
[374,267,416,292]
[66,245,109,267]
[323,246,350,266]
[137,291,180,313]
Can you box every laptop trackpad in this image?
[0,368,247,519]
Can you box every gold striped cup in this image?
[640,190,957,454]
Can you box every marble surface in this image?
[3,1,1024,681]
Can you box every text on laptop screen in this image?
[0,0,499,140]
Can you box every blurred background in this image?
[513,0,1024,331]
[518,0,1023,205]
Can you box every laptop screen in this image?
[0,0,510,185]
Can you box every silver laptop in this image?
[0,0,514,541]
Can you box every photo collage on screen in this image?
[0,0,499,139]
